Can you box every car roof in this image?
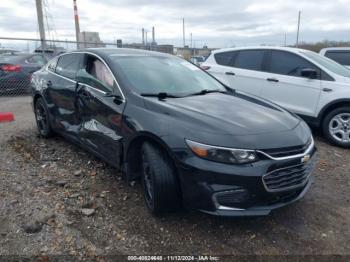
[70,48,172,59]
[319,47,350,53]
[211,46,309,55]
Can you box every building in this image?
[78,31,105,48]
[175,46,216,60]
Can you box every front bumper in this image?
[201,176,313,216]
[176,147,317,217]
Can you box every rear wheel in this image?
[34,97,54,138]
[141,142,181,215]
[322,107,350,148]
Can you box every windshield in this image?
[302,51,350,78]
[109,55,226,95]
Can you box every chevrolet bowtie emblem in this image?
[301,154,311,163]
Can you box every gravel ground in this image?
[0,96,349,259]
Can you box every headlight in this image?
[185,139,258,164]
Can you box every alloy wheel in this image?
[329,113,350,143]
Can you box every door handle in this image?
[80,90,91,99]
[77,86,91,99]
[225,71,235,76]
[267,78,279,82]
[46,80,52,88]
[322,88,333,92]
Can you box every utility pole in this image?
[73,0,80,49]
[35,0,46,50]
[190,33,193,48]
[183,18,185,47]
[296,11,301,47]
[284,33,287,46]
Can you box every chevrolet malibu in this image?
[31,48,317,216]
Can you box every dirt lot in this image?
[0,96,349,259]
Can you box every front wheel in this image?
[141,142,181,215]
[322,107,350,148]
[34,97,54,138]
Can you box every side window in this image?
[214,51,237,66]
[47,57,58,72]
[325,51,350,66]
[269,51,319,78]
[234,50,264,71]
[56,54,83,80]
[27,55,46,66]
[85,55,115,92]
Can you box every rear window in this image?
[214,51,236,66]
[234,50,264,71]
[325,51,350,66]
[55,53,83,80]
[0,55,27,64]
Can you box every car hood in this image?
[144,92,300,137]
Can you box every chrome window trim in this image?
[46,51,126,101]
[47,70,109,96]
[257,136,315,161]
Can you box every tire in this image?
[34,97,54,138]
[141,142,181,215]
[322,106,350,148]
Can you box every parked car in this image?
[31,48,316,216]
[0,53,47,94]
[190,56,206,66]
[202,46,350,148]
[0,49,20,55]
[319,47,350,69]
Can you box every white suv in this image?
[319,47,350,69]
[202,46,350,147]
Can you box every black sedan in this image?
[31,48,317,216]
[0,53,47,95]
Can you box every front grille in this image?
[260,139,312,158]
[262,156,316,192]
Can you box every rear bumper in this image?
[176,148,317,217]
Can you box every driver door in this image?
[76,54,125,166]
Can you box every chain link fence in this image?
[0,37,174,97]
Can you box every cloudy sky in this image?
[1,0,350,48]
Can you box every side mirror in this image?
[76,69,110,92]
[301,68,318,79]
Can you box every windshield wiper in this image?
[140,92,182,99]
[186,89,228,97]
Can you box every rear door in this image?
[205,51,237,86]
[76,54,125,166]
[261,50,321,116]
[47,53,84,135]
[226,49,269,96]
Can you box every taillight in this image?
[1,64,22,72]
[200,65,211,71]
